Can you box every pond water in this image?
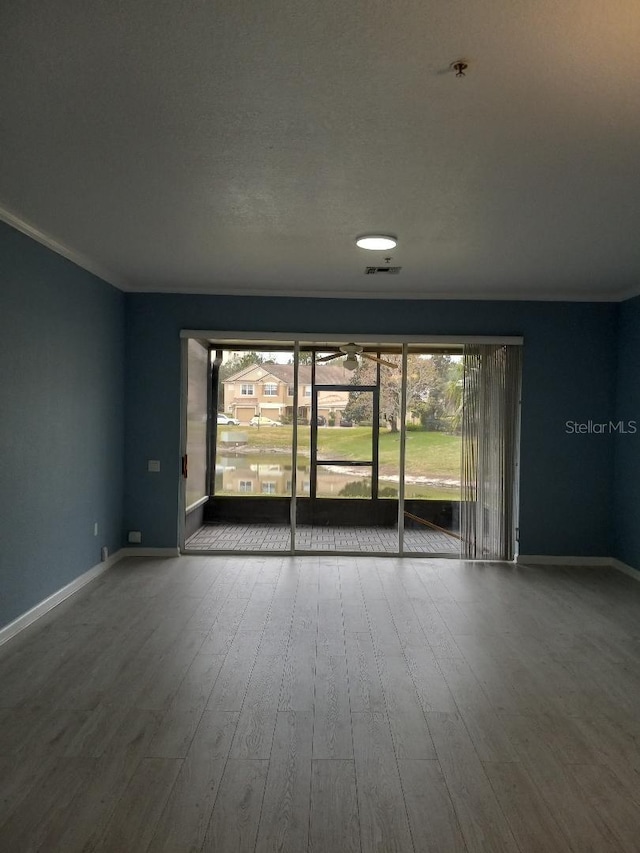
[215,452,460,500]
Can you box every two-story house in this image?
[222,362,351,424]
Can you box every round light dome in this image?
[356,235,397,251]
[343,354,359,371]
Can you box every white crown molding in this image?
[0,547,181,647]
[0,203,128,291]
[135,283,626,302]
[1,202,635,303]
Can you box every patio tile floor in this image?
[185,522,459,554]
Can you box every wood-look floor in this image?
[1,555,640,852]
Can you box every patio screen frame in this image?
[179,331,523,557]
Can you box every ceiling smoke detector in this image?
[451,60,468,77]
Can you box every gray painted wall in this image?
[0,222,125,629]
[124,293,618,559]
[614,294,640,571]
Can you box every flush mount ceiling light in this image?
[356,235,397,251]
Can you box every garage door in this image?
[235,406,256,423]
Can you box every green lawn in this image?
[219,425,460,479]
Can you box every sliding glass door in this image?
[401,347,462,555]
[182,335,520,558]
[188,345,295,551]
[183,339,212,543]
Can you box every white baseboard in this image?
[0,546,182,648]
[517,554,639,581]
[6,549,631,650]
[516,555,613,566]
[610,558,640,580]
[0,548,122,647]
[118,547,181,559]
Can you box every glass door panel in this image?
[312,386,376,499]
[183,338,464,556]
[295,369,381,552]
[316,466,373,498]
[185,339,210,510]
[183,338,212,551]
[402,349,461,555]
[315,405,373,462]
[196,346,295,551]
[376,355,403,500]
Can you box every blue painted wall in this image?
[614,294,640,571]
[124,293,618,557]
[1,212,626,636]
[0,222,125,629]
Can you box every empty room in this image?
[1,1,640,852]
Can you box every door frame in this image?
[179,338,213,550]
[179,332,523,556]
[310,383,379,500]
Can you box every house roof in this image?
[224,361,352,385]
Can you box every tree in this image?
[343,386,373,424]
[384,355,437,432]
[444,361,464,433]
[343,354,437,432]
[286,351,313,365]
[410,356,466,432]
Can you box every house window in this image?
[304,386,311,397]
[261,482,276,495]
[263,383,278,396]
[241,383,254,396]
[287,385,294,397]
[239,481,253,493]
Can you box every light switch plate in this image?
[148,459,161,472]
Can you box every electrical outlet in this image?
[128,531,142,544]
[148,459,161,472]
[94,522,98,536]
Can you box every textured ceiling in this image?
[1,0,639,299]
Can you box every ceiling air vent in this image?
[365,266,402,275]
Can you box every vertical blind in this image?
[461,344,522,560]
